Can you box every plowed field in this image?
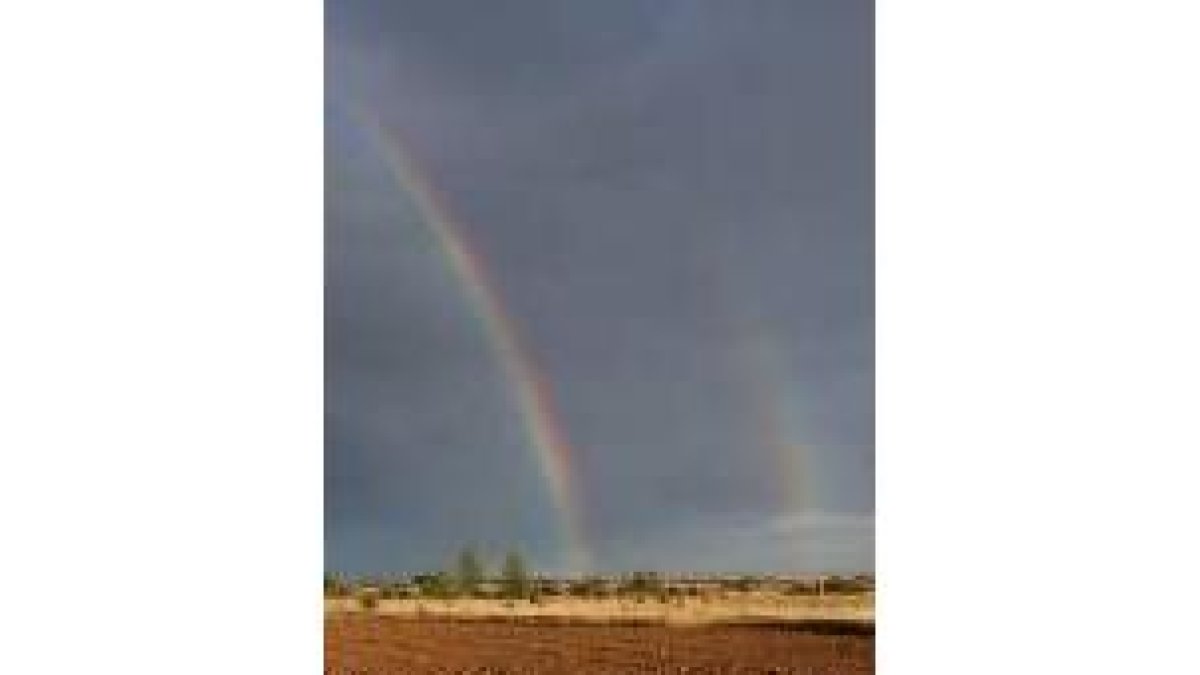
[325,614,873,674]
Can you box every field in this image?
[325,594,873,625]
[325,609,873,673]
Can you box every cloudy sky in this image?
[326,0,872,575]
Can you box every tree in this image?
[501,549,530,600]
[414,571,455,599]
[623,571,664,598]
[324,573,348,598]
[572,575,607,599]
[456,546,485,596]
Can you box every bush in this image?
[569,578,602,598]
[821,576,873,594]
[414,572,456,599]
[785,582,817,596]
[357,588,380,611]
[723,576,758,593]
[324,574,350,598]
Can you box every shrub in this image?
[324,573,349,598]
[357,588,380,611]
[414,572,456,599]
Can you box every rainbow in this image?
[348,103,591,572]
[730,324,811,525]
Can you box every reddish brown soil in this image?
[325,613,873,674]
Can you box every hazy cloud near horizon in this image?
[326,0,873,574]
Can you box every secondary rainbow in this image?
[350,103,591,572]
[735,327,810,520]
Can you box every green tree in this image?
[624,571,664,598]
[324,573,347,598]
[456,546,485,596]
[414,571,455,599]
[501,549,530,599]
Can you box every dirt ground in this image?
[324,594,873,625]
[325,613,873,674]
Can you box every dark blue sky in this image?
[326,0,873,575]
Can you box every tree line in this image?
[325,547,875,606]
[325,546,534,601]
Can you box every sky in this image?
[325,0,873,576]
